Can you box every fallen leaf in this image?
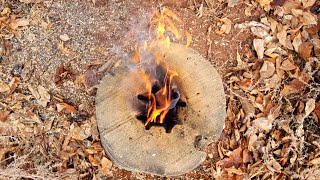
[54,65,67,83]
[260,61,275,78]
[253,39,265,59]
[280,59,296,70]
[0,111,10,122]
[217,147,243,168]
[298,42,313,61]
[56,103,77,113]
[242,149,252,163]
[314,102,320,121]
[251,26,269,38]
[302,12,317,26]
[19,0,43,3]
[99,157,113,176]
[277,29,287,47]
[89,155,100,167]
[302,0,316,8]
[33,85,51,107]
[69,123,91,141]
[304,99,315,118]
[280,77,308,96]
[0,81,10,93]
[308,157,320,165]
[292,33,302,52]
[271,0,286,7]
[9,18,30,30]
[217,17,232,35]
[253,117,272,131]
[8,77,20,95]
[185,30,192,48]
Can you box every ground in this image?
[0,0,319,179]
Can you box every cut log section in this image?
[96,43,226,176]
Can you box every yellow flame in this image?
[132,8,190,127]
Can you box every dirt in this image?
[1,0,259,179]
[1,0,319,179]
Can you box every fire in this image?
[132,7,191,127]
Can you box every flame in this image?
[132,8,191,127]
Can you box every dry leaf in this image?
[8,77,20,95]
[301,0,316,8]
[253,39,265,59]
[59,34,70,41]
[56,103,77,113]
[0,111,10,122]
[292,33,302,52]
[10,18,30,30]
[302,12,317,26]
[253,117,272,131]
[298,42,313,61]
[315,102,320,120]
[280,77,308,96]
[217,18,232,35]
[257,0,272,11]
[260,61,275,78]
[89,155,100,167]
[304,99,315,118]
[280,60,296,70]
[308,157,320,165]
[277,29,287,47]
[99,157,113,176]
[217,147,243,168]
[251,27,269,38]
[19,0,43,3]
[69,123,91,141]
[29,85,50,107]
[0,81,10,93]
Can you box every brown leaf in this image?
[69,123,91,141]
[8,77,20,95]
[217,147,243,168]
[253,39,265,59]
[0,111,10,122]
[0,81,10,93]
[260,61,275,79]
[28,85,50,107]
[253,117,272,131]
[56,102,77,113]
[242,149,252,163]
[271,0,286,7]
[9,18,30,30]
[314,102,320,122]
[89,155,100,167]
[277,29,287,47]
[280,60,296,70]
[280,77,308,96]
[216,17,232,35]
[308,157,320,165]
[304,99,315,118]
[54,65,67,83]
[298,42,313,61]
[99,157,113,176]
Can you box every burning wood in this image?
[129,8,191,131]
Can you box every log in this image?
[96,43,226,176]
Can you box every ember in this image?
[130,7,191,132]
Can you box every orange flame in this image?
[132,8,191,127]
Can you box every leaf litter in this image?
[0,0,319,179]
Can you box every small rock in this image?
[208,153,213,158]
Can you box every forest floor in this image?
[0,0,319,179]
